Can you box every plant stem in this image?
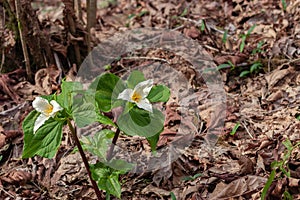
[67,119,104,200]
[106,128,120,161]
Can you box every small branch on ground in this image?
[122,56,170,64]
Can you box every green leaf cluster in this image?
[22,111,64,158]
[81,129,115,160]
[22,70,171,199]
[240,61,262,77]
[261,139,300,199]
[117,71,169,151]
[91,70,170,151]
[90,160,133,198]
[22,81,103,158]
[240,24,256,53]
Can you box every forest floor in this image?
[0,0,300,199]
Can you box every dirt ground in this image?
[0,0,300,199]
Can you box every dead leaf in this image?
[0,170,32,185]
[238,155,254,175]
[265,67,292,89]
[214,53,248,65]
[51,152,86,186]
[209,175,267,200]
[34,65,61,95]
[164,103,181,127]
[184,26,200,39]
[141,184,170,197]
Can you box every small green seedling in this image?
[180,7,188,17]
[240,61,262,77]
[217,61,235,71]
[200,20,206,32]
[252,40,265,55]
[283,191,293,200]
[281,0,287,11]
[182,173,202,181]
[261,139,300,200]
[222,29,228,44]
[170,192,177,200]
[230,122,240,135]
[104,65,111,70]
[203,61,235,73]
[240,24,256,53]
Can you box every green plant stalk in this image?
[261,169,276,200]
[67,119,104,200]
[106,128,120,161]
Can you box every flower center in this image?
[44,104,53,116]
[131,92,142,103]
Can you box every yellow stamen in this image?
[44,104,53,116]
[131,92,142,103]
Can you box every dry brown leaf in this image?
[35,65,60,95]
[0,170,32,185]
[157,128,177,147]
[164,103,181,127]
[214,54,248,65]
[184,26,200,39]
[141,184,170,197]
[0,72,22,103]
[209,175,267,200]
[238,155,254,175]
[51,152,86,186]
[13,81,36,98]
[0,133,5,150]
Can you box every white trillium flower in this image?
[32,97,63,133]
[118,79,153,113]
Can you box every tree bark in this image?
[62,0,82,69]
[17,0,54,70]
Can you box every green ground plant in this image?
[22,70,170,199]
[239,61,263,77]
[261,139,300,200]
[240,24,256,53]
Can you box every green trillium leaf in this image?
[105,159,134,173]
[147,85,170,102]
[22,117,64,158]
[90,162,125,198]
[81,129,114,160]
[90,73,126,112]
[97,112,116,127]
[22,110,39,144]
[57,81,83,110]
[117,107,164,151]
[106,174,122,198]
[129,107,151,127]
[72,102,98,128]
[127,70,145,89]
[146,131,161,152]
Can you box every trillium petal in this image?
[34,114,50,133]
[32,97,51,113]
[134,79,153,98]
[118,89,134,102]
[50,100,63,116]
[136,98,153,113]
